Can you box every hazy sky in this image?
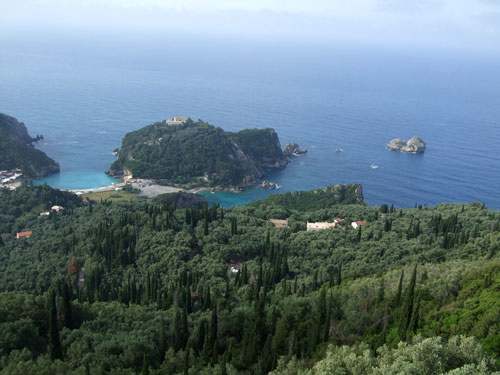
[2,0,500,52]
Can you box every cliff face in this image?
[110,120,288,188]
[0,113,60,178]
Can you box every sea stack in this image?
[387,136,426,153]
[283,141,307,156]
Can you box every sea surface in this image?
[1,33,499,208]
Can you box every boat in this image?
[336,148,343,152]
[371,164,379,169]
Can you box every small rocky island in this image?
[387,136,426,153]
[283,141,307,156]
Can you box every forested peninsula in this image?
[1,182,500,374]
[108,119,288,189]
[0,113,60,178]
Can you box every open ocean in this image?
[1,33,499,209]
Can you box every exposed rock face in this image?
[283,142,307,156]
[387,136,426,153]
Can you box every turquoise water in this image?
[35,171,120,191]
[1,34,499,208]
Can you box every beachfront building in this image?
[351,221,367,229]
[166,116,188,125]
[269,219,289,228]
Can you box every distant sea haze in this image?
[1,34,499,209]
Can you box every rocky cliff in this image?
[0,113,60,178]
[387,136,426,153]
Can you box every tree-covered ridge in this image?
[0,185,500,374]
[109,119,287,188]
[249,184,365,212]
[0,113,60,178]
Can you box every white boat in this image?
[336,148,343,152]
[371,164,379,169]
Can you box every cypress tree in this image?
[336,264,342,286]
[197,320,206,354]
[409,292,421,334]
[141,354,150,375]
[203,219,209,236]
[209,307,218,350]
[399,264,417,340]
[394,270,404,307]
[377,277,385,303]
[0,235,4,247]
[220,351,227,375]
[183,346,190,375]
[61,281,72,329]
[159,315,166,362]
[48,290,63,360]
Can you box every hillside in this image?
[0,113,60,178]
[108,119,288,188]
[0,184,500,374]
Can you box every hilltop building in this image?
[165,116,188,125]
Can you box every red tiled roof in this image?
[16,231,32,239]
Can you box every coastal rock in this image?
[260,180,278,189]
[387,136,426,153]
[283,142,307,156]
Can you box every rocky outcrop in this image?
[260,180,278,189]
[387,136,426,153]
[283,142,307,156]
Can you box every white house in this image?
[307,222,336,231]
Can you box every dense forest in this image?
[0,113,60,178]
[109,119,288,188]
[1,183,500,374]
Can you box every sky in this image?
[1,0,500,52]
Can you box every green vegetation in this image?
[0,113,60,178]
[86,189,142,203]
[109,119,287,187]
[0,184,500,374]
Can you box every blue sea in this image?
[1,33,499,208]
